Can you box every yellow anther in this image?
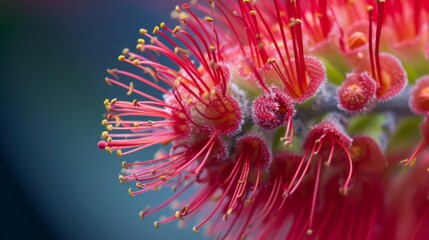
[101,131,109,139]
[267,58,276,64]
[106,124,113,131]
[122,161,128,169]
[175,5,181,13]
[154,221,160,228]
[128,188,135,197]
[133,122,140,127]
[118,174,125,184]
[227,208,233,215]
[203,92,209,99]
[104,99,110,106]
[118,55,125,61]
[173,26,180,34]
[110,98,117,104]
[106,147,112,154]
[210,89,216,96]
[102,119,108,126]
[187,98,193,104]
[132,99,139,106]
[127,82,134,95]
[180,14,188,22]
[209,45,216,52]
[139,28,147,35]
[367,5,374,11]
[192,226,199,233]
[148,120,156,126]
[249,10,256,15]
[378,0,385,3]
[122,48,129,55]
[137,39,145,45]
[243,0,250,3]
[136,182,145,188]
[160,22,166,29]
[117,150,122,157]
[136,44,144,51]
[159,175,167,181]
[175,211,184,220]
[107,137,112,142]
[205,17,213,22]
[174,47,190,56]
[132,59,140,65]
[153,26,159,34]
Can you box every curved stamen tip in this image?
[139,210,147,220]
[154,221,160,228]
[98,141,107,149]
[399,158,416,167]
[128,188,135,197]
[175,211,184,220]
[227,208,233,215]
[244,199,254,207]
[192,226,199,233]
[306,229,313,236]
[121,161,128,169]
[118,174,125,184]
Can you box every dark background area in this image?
[0,0,202,239]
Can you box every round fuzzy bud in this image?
[253,87,294,130]
[350,136,387,173]
[304,119,352,149]
[337,72,376,113]
[201,95,243,136]
[410,75,429,115]
[356,53,407,101]
[236,135,271,169]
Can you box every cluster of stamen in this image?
[98,0,429,239]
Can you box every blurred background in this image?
[0,0,203,239]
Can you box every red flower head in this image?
[98,0,429,239]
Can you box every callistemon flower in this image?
[98,0,429,239]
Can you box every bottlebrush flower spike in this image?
[98,0,429,239]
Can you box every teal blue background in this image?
[1,0,203,239]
